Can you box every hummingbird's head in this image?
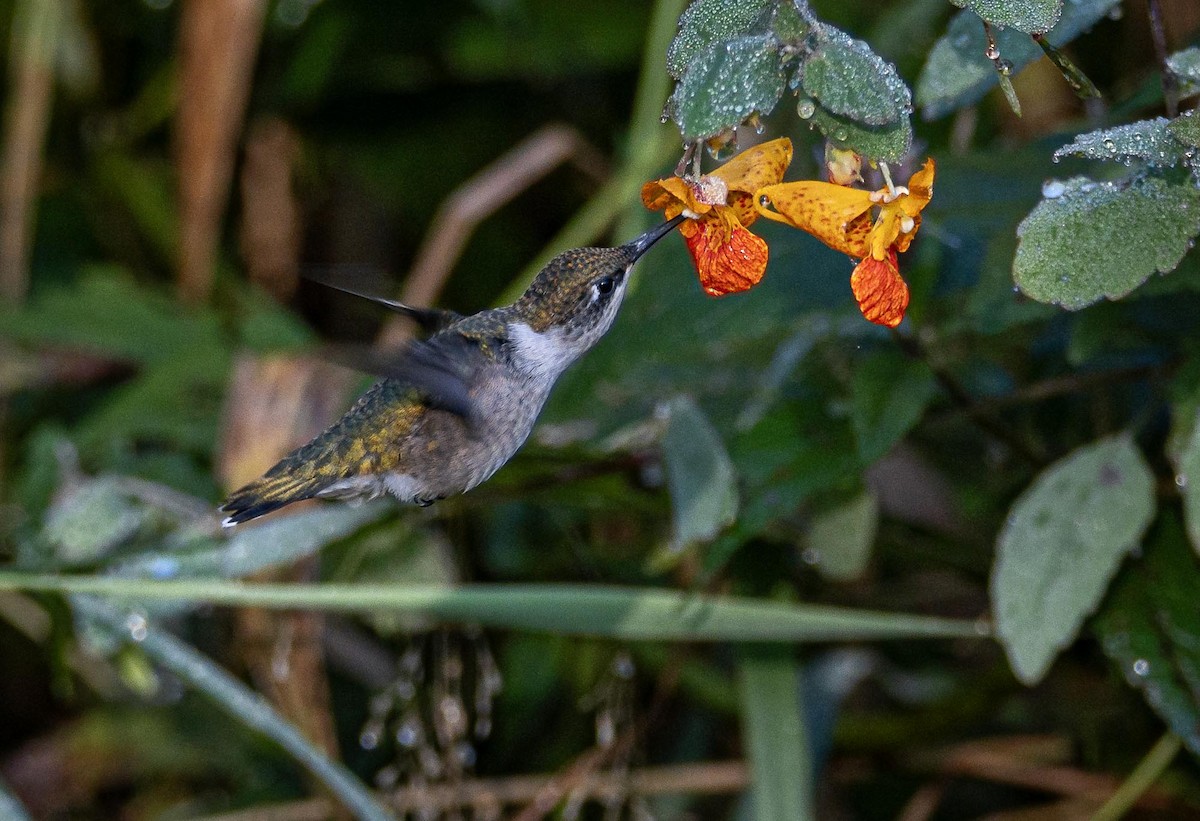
[511,217,684,372]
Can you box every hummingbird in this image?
[220,216,684,526]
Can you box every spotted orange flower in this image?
[755,159,935,327]
[641,138,792,296]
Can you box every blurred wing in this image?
[374,333,484,420]
[303,266,462,333]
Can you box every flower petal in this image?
[850,249,909,328]
[712,137,793,195]
[756,180,874,257]
[640,177,713,217]
[685,210,768,297]
[899,158,935,218]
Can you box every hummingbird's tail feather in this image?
[220,468,329,526]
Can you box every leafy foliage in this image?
[2,0,1200,818]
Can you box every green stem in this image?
[496,0,684,304]
[71,597,394,821]
[1091,732,1181,821]
[0,573,986,643]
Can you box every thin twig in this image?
[1091,733,1182,821]
[188,761,748,821]
[891,330,1048,465]
[375,124,609,349]
[1147,0,1178,118]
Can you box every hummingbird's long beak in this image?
[625,214,687,262]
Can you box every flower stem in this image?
[1091,732,1181,821]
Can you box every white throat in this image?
[508,322,574,382]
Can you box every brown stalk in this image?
[239,117,302,301]
[0,0,61,304]
[174,0,268,304]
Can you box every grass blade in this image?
[738,647,813,820]
[71,597,393,821]
[0,574,987,642]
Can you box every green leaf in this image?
[959,0,1062,34]
[662,396,739,549]
[1167,109,1200,150]
[916,0,1119,119]
[807,106,913,163]
[1014,174,1200,310]
[738,647,814,821]
[851,351,938,464]
[807,492,879,582]
[1177,421,1200,558]
[43,478,153,567]
[666,0,776,79]
[0,574,986,642]
[0,267,226,364]
[992,435,1155,684]
[111,503,390,581]
[801,27,911,126]
[669,32,786,141]
[1167,46,1200,100]
[1052,118,1187,167]
[1094,516,1200,758]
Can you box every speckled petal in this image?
[850,249,908,327]
[685,210,768,297]
[756,180,874,257]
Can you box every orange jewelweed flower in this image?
[755,159,935,327]
[641,137,793,296]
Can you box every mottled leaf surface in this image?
[959,0,1061,34]
[992,436,1155,684]
[801,28,910,126]
[1168,46,1200,100]
[666,0,776,79]
[1014,175,1200,310]
[669,33,785,141]
[916,0,1119,119]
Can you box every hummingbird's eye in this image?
[594,276,616,296]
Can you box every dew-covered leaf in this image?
[851,351,937,464]
[661,396,739,550]
[669,33,786,142]
[666,0,775,79]
[1093,515,1200,758]
[801,27,911,127]
[111,503,390,581]
[958,0,1062,34]
[1014,174,1200,310]
[916,0,1119,119]
[1168,109,1200,150]
[807,106,913,163]
[1167,46,1200,100]
[992,435,1155,685]
[807,491,878,581]
[43,478,153,567]
[1052,118,1188,167]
